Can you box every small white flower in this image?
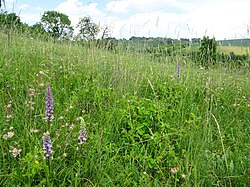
[69,124,75,130]
[9,146,22,157]
[6,114,13,119]
[170,167,180,174]
[3,132,15,140]
[30,128,39,133]
[181,174,186,179]
[58,116,64,120]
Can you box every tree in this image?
[0,11,22,29]
[199,36,217,66]
[30,22,46,34]
[41,11,73,38]
[77,16,99,40]
[101,25,111,39]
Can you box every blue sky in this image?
[3,0,250,39]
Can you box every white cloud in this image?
[54,0,186,38]
[55,0,250,39]
[111,11,184,38]
[19,4,30,10]
[20,13,41,25]
[106,1,128,14]
[105,0,250,39]
[106,0,177,13]
[4,0,250,39]
[185,0,250,39]
[19,5,44,25]
[55,0,105,27]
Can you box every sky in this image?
[3,0,250,39]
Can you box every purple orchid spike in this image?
[45,84,54,123]
[78,127,87,145]
[42,132,53,159]
[177,62,181,78]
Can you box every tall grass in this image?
[0,31,249,186]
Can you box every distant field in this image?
[189,45,250,55]
[217,45,250,55]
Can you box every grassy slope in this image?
[0,33,250,186]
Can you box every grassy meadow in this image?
[0,32,250,186]
[217,45,250,55]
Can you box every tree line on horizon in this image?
[0,9,111,41]
[0,8,201,43]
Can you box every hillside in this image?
[0,32,250,186]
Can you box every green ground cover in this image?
[0,32,249,186]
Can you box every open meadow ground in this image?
[217,46,250,55]
[188,45,250,56]
[0,33,250,186]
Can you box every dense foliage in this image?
[76,16,99,41]
[41,11,73,38]
[0,11,27,30]
[198,36,217,66]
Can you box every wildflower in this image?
[244,92,248,102]
[69,123,76,130]
[9,146,22,157]
[6,103,12,108]
[55,131,60,137]
[58,116,64,120]
[6,114,13,119]
[28,88,40,96]
[61,122,69,128]
[39,70,45,75]
[170,167,180,174]
[45,84,54,123]
[232,103,240,107]
[3,132,15,140]
[78,127,87,145]
[75,117,81,121]
[42,132,53,159]
[177,62,181,78]
[30,128,39,133]
[181,174,186,179]
[39,82,45,87]
[25,100,35,110]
